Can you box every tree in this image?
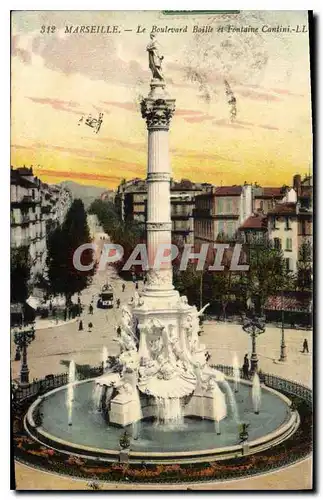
[245,240,291,313]
[173,262,200,305]
[11,246,31,304]
[297,241,312,292]
[46,199,95,303]
[89,198,145,276]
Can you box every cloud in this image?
[171,148,238,164]
[101,100,137,112]
[33,141,142,166]
[270,88,305,98]
[235,88,281,102]
[258,124,279,131]
[183,114,214,124]
[213,119,251,130]
[174,108,204,116]
[11,144,32,150]
[11,35,32,64]
[40,168,122,182]
[27,97,84,115]
[91,136,145,152]
[31,33,147,84]
[37,168,121,184]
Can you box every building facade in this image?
[194,185,253,250]
[115,178,212,244]
[267,202,299,273]
[11,167,72,287]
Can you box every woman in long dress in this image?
[147,34,164,80]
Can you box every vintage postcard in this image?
[11,10,313,491]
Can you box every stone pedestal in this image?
[110,393,141,427]
[119,448,130,463]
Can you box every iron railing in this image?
[13,373,68,402]
[13,365,312,406]
[212,363,312,404]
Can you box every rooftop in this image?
[239,213,267,230]
[267,202,297,216]
[214,186,243,196]
[254,187,285,199]
[11,169,39,188]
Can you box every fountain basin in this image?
[25,378,299,464]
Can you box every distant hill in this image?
[59,181,115,209]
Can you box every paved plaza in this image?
[12,232,313,490]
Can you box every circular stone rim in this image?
[24,378,300,464]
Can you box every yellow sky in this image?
[11,10,312,189]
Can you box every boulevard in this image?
[12,229,312,490]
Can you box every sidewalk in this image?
[34,317,78,331]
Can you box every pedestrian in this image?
[68,307,71,320]
[135,281,139,290]
[302,338,309,353]
[64,308,67,322]
[122,283,126,292]
[130,297,134,303]
[89,304,94,315]
[242,354,249,379]
[116,298,121,309]
[78,320,83,331]
[117,325,121,336]
[88,322,93,332]
[15,347,21,361]
[205,351,211,362]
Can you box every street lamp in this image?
[279,290,287,362]
[242,306,266,374]
[12,322,35,386]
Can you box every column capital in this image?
[141,97,176,131]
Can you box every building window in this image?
[274,237,281,250]
[218,198,223,213]
[272,217,277,230]
[227,199,232,213]
[285,257,291,271]
[227,221,234,237]
[260,200,264,211]
[218,221,224,235]
[32,189,35,200]
[285,217,291,230]
[285,238,292,251]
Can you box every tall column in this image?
[141,81,176,295]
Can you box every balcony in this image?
[193,208,212,218]
[213,213,239,220]
[12,195,40,207]
[41,205,52,215]
[11,237,30,248]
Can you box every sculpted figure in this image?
[147,34,164,80]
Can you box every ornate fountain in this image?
[24,38,299,467]
[93,36,227,426]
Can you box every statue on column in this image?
[147,34,164,81]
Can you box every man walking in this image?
[302,338,309,353]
